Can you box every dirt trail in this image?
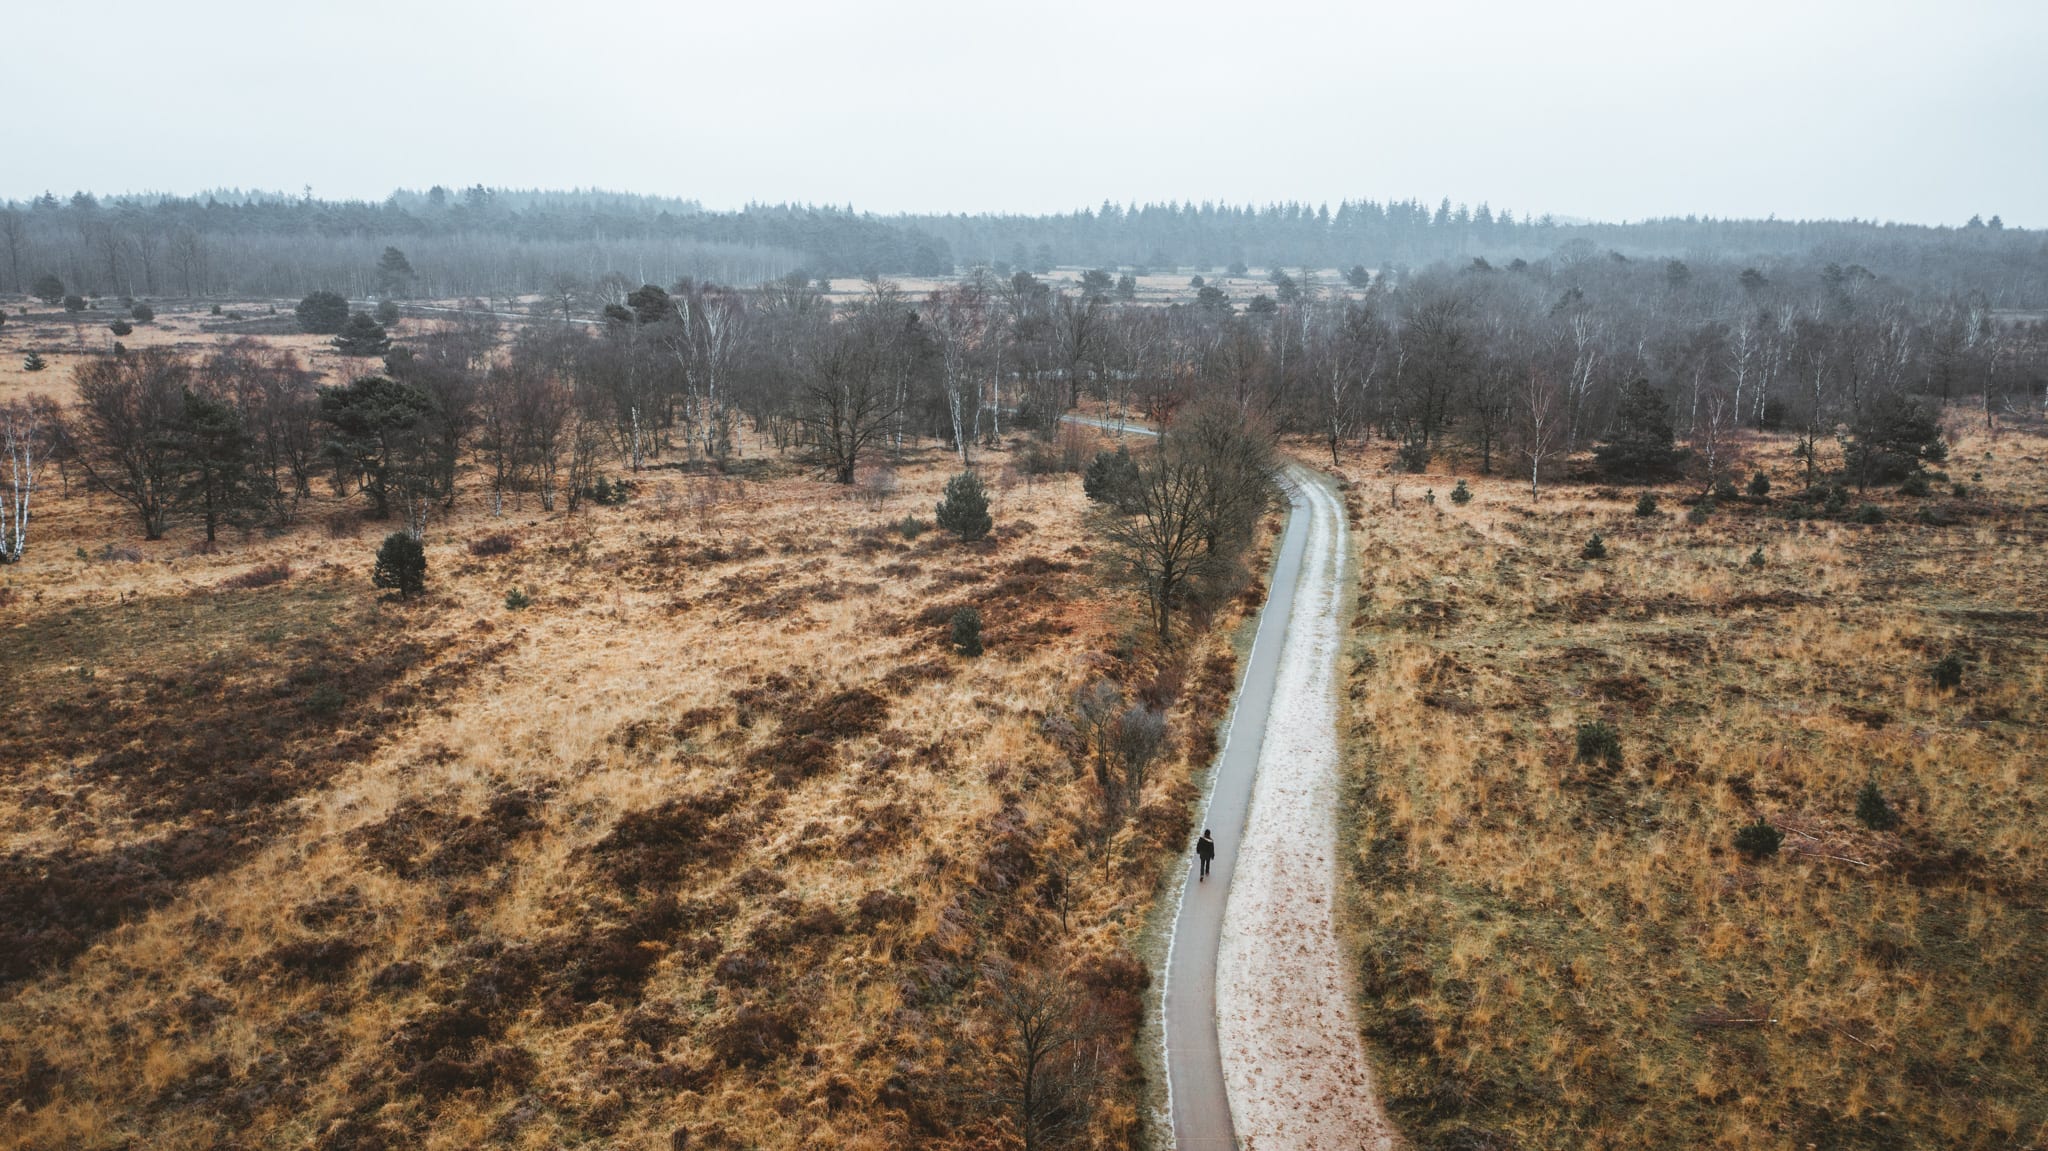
[1162,465,1391,1149]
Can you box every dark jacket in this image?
[1195,834,1215,860]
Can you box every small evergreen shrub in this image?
[504,588,533,611]
[1747,471,1771,498]
[1747,546,1766,569]
[1851,503,1886,525]
[1581,533,1607,560]
[1931,652,1963,690]
[893,515,929,539]
[1635,492,1659,516]
[210,303,223,315]
[1686,500,1713,525]
[22,351,46,372]
[108,319,133,337]
[1450,479,1472,505]
[1714,478,1739,502]
[1395,440,1432,474]
[1951,482,1970,499]
[130,303,154,323]
[371,532,427,599]
[585,476,632,506]
[951,606,983,656]
[1734,821,1784,859]
[1855,780,1900,831]
[1899,471,1931,497]
[1576,720,1622,767]
[1822,486,1848,517]
[468,532,516,557]
[1083,446,1140,507]
[936,470,993,542]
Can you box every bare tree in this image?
[1,399,51,562]
[1516,367,1564,499]
[971,959,1102,1151]
[73,348,192,539]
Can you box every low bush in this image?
[221,562,292,590]
[1855,780,1900,831]
[1450,479,1472,505]
[1747,546,1766,569]
[1734,821,1783,859]
[372,532,427,599]
[1686,500,1713,525]
[505,588,533,611]
[1575,719,1622,767]
[951,606,983,656]
[1931,652,1963,690]
[892,515,929,539]
[1634,492,1659,517]
[468,532,516,557]
[936,470,992,542]
[1395,440,1431,474]
[1581,533,1607,560]
[1852,503,1886,525]
[1899,471,1931,497]
[1747,470,1771,498]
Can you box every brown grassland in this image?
[0,306,1270,1150]
[1334,426,2048,1149]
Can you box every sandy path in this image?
[1211,467,1393,1150]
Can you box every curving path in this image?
[1161,463,1391,1150]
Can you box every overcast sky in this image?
[9,0,2044,226]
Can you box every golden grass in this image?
[0,347,1256,1149]
[1332,426,2048,1150]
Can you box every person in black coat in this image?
[1195,829,1216,879]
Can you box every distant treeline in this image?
[2,187,2044,308]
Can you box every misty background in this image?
[7,0,2045,226]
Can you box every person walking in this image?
[1196,829,1216,880]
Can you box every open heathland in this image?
[1334,426,2048,1150]
[0,312,1268,1150]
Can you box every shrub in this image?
[892,515,928,539]
[1851,503,1886,525]
[1822,486,1848,517]
[109,319,133,337]
[210,303,222,315]
[130,303,154,323]
[295,290,350,334]
[22,351,46,372]
[1747,470,1771,498]
[375,298,401,325]
[221,562,292,590]
[1686,500,1712,525]
[1395,440,1431,474]
[1083,445,1140,508]
[1634,492,1659,517]
[585,476,632,506]
[63,294,87,313]
[371,532,427,599]
[1930,652,1963,690]
[1734,821,1783,859]
[935,470,992,542]
[1581,533,1607,560]
[1899,471,1931,497]
[468,532,515,557]
[1575,720,1622,767]
[1855,780,1900,831]
[1747,546,1766,569]
[1951,482,1970,499]
[1713,478,1739,502]
[1450,478,1472,505]
[504,588,532,611]
[951,606,983,656]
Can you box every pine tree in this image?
[372,531,427,599]
[952,606,983,656]
[295,290,351,335]
[936,469,992,541]
[22,351,45,372]
[1855,780,1899,831]
[332,312,392,357]
[1595,378,1685,482]
[174,389,262,545]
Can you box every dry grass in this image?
[1331,426,2048,1149]
[0,340,1259,1149]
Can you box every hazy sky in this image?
[10,0,2045,226]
